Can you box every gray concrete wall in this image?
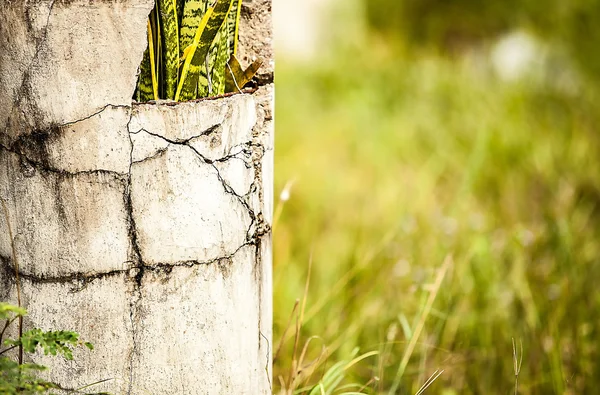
[0,1,273,393]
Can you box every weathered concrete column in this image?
[0,1,273,394]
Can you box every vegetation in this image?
[0,200,98,394]
[273,1,600,393]
[0,303,97,394]
[135,0,261,102]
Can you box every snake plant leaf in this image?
[177,0,185,26]
[157,0,179,99]
[153,7,163,97]
[228,0,241,55]
[196,28,219,98]
[175,6,214,101]
[178,0,234,100]
[137,0,246,102]
[224,55,262,93]
[210,21,230,95]
[179,0,210,59]
[201,16,229,96]
[147,20,159,100]
[136,45,154,102]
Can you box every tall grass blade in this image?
[414,369,444,395]
[157,0,180,99]
[388,255,452,394]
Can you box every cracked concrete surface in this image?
[0,1,273,394]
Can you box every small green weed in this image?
[0,303,99,395]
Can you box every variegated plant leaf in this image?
[209,21,230,95]
[153,7,162,97]
[157,0,179,99]
[179,0,210,59]
[136,45,154,102]
[136,0,252,102]
[224,54,262,93]
[175,6,214,101]
[227,0,241,55]
[147,20,159,100]
[178,0,234,100]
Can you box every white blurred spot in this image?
[393,259,411,278]
[274,0,334,60]
[491,31,545,81]
[279,179,295,201]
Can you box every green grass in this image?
[273,43,600,394]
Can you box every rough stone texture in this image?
[0,148,132,278]
[0,0,273,394]
[239,0,274,85]
[129,96,258,266]
[131,245,267,394]
[0,0,153,146]
[1,276,135,394]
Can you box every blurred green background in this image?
[272,0,600,393]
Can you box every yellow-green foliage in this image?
[274,34,600,395]
[135,0,261,102]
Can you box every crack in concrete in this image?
[0,102,133,177]
[213,144,253,165]
[125,107,143,395]
[142,241,254,272]
[13,0,56,115]
[127,279,141,395]
[8,266,130,292]
[129,128,259,240]
[124,108,144,395]
[0,146,129,197]
[0,144,128,179]
[131,146,168,164]
[57,103,131,129]
[130,127,217,154]
[130,122,220,139]
[0,240,256,289]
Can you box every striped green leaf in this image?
[157,0,180,99]
[178,0,234,100]
[175,6,214,101]
[136,45,154,102]
[228,0,242,55]
[135,0,254,102]
[210,21,230,95]
[179,0,210,59]
[147,20,159,100]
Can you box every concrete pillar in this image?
[0,1,273,393]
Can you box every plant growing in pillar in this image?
[135,0,262,102]
[1,200,100,394]
[0,303,99,394]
